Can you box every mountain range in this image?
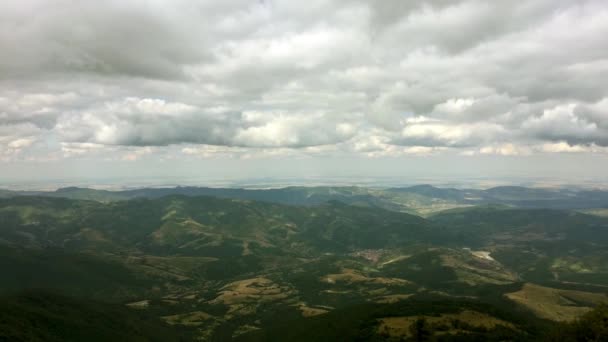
[1,185,608,340]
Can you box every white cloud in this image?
[522,103,608,146]
[8,138,35,149]
[395,121,506,147]
[479,143,530,156]
[234,113,356,147]
[1,0,608,168]
[434,98,477,115]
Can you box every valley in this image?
[1,185,608,340]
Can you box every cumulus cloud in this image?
[54,97,356,148]
[0,123,42,161]
[393,120,507,148]
[522,102,608,146]
[0,0,607,164]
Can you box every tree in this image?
[409,317,432,342]
[545,304,608,341]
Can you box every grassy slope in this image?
[0,195,439,255]
[1,196,607,339]
[235,295,553,342]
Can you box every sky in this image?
[1,0,608,185]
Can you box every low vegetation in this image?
[1,188,608,340]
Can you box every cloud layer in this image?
[1,0,608,163]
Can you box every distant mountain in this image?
[0,184,605,219]
[430,205,608,245]
[4,185,608,215]
[0,195,437,257]
[483,186,565,200]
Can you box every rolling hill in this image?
[2,190,608,340]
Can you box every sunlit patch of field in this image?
[470,250,494,261]
[322,289,350,294]
[440,250,518,285]
[377,310,515,338]
[293,302,331,317]
[374,191,474,216]
[373,294,412,304]
[162,311,212,327]
[505,283,608,321]
[379,255,411,267]
[551,257,596,274]
[209,277,296,316]
[125,299,149,309]
[162,291,199,303]
[320,268,411,286]
[577,208,608,218]
[232,324,261,338]
[415,204,474,217]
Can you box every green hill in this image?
[0,291,193,341]
[1,195,608,340]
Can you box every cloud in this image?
[393,120,507,148]
[54,97,356,148]
[522,102,608,146]
[234,113,356,147]
[1,0,608,165]
[0,0,213,80]
[0,123,42,161]
[479,143,531,156]
[540,142,589,153]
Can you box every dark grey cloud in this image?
[0,0,212,80]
